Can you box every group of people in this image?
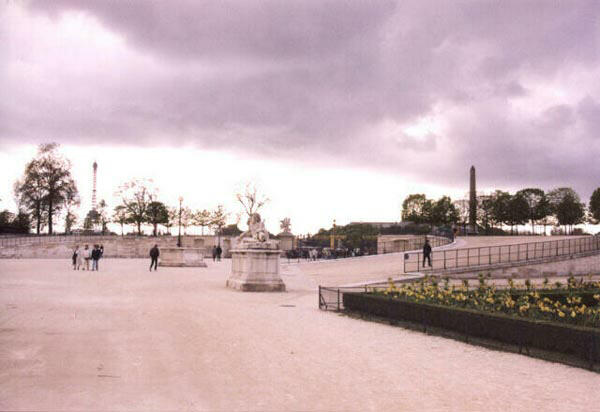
[72,244,104,271]
[211,245,223,262]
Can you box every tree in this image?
[548,187,586,234]
[0,210,30,234]
[14,158,47,234]
[165,206,178,235]
[115,179,157,235]
[62,180,80,234]
[96,199,110,234]
[489,190,511,231]
[14,143,78,234]
[220,223,242,236]
[210,205,229,237]
[401,194,432,224]
[146,201,169,236]
[589,188,600,224]
[193,209,212,235]
[236,183,269,220]
[516,188,550,233]
[453,199,470,233]
[477,195,494,233]
[180,207,194,235]
[504,193,529,234]
[112,205,128,236]
[430,196,459,226]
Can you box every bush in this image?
[343,293,600,366]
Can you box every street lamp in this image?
[177,196,183,248]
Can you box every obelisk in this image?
[469,166,477,233]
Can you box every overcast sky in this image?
[1,1,599,234]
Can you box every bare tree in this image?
[236,183,269,219]
[194,209,212,235]
[115,178,157,235]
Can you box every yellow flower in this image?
[571,311,577,318]
[558,310,565,318]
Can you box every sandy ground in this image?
[1,257,599,411]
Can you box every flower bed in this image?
[343,275,600,367]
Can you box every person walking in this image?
[149,244,159,271]
[91,245,101,271]
[216,244,222,262]
[422,239,432,268]
[212,245,217,262]
[72,245,79,270]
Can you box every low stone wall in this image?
[377,235,451,254]
[0,235,240,259]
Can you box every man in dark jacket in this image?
[423,239,432,268]
[149,244,160,271]
[216,245,222,262]
[91,245,101,271]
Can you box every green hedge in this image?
[343,292,600,366]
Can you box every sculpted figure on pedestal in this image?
[238,213,270,243]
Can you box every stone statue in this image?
[280,217,291,233]
[238,213,270,243]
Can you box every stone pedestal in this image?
[226,245,285,292]
[158,247,207,267]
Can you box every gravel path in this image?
[1,258,598,411]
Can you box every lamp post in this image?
[177,196,183,248]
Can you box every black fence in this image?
[403,235,600,273]
[319,276,420,311]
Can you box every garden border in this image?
[343,292,600,370]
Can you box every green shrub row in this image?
[343,292,600,366]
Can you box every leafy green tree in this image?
[14,144,78,234]
[430,196,459,226]
[589,188,600,224]
[220,223,242,236]
[548,187,586,234]
[516,188,550,233]
[146,201,169,236]
[505,193,529,234]
[13,153,47,234]
[401,194,432,224]
[489,190,511,231]
[339,223,378,251]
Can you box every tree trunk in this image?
[48,200,53,234]
[153,223,157,237]
[137,221,142,235]
[36,205,41,234]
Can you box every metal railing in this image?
[319,277,419,311]
[403,236,600,273]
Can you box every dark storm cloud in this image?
[3,0,600,196]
